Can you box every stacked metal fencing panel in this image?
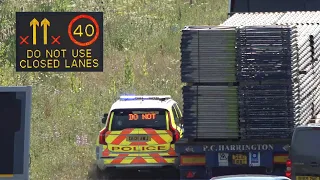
[181,26,237,83]
[222,11,320,126]
[183,86,239,138]
[181,26,240,139]
[236,26,298,139]
[181,11,320,140]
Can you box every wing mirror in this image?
[101,113,108,124]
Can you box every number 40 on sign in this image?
[73,24,95,37]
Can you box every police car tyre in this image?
[87,163,108,180]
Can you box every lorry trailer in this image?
[176,0,320,179]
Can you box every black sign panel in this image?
[16,12,103,72]
[0,93,22,176]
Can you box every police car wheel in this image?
[88,164,106,180]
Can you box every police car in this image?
[95,95,183,177]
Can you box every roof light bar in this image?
[119,95,171,101]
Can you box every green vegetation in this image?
[0,0,228,179]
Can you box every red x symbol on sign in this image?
[19,36,29,45]
[51,36,61,45]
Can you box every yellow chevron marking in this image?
[103,157,176,165]
[144,158,158,163]
[139,153,150,156]
[105,134,118,143]
[119,136,131,145]
[159,134,172,142]
[121,157,134,164]
[103,159,113,164]
[131,129,140,134]
[106,152,176,157]
[163,158,175,163]
[146,138,157,145]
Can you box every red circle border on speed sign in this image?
[68,14,100,47]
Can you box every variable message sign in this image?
[16,12,103,72]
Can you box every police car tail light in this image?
[99,128,108,145]
[285,159,292,178]
[99,115,111,145]
[168,111,180,144]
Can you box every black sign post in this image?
[16,12,103,72]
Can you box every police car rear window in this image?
[110,108,167,131]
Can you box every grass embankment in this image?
[0,0,228,179]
